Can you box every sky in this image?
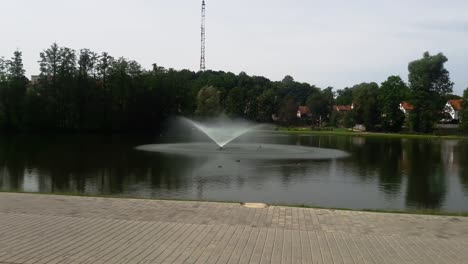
[1,0,467,95]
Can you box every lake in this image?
[1,133,467,213]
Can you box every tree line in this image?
[0,43,467,133]
[331,52,468,133]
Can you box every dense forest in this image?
[0,43,467,133]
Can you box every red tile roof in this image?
[401,101,414,111]
[334,105,352,112]
[298,106,310,115]
[448,99,463,111]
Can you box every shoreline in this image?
[2,190,467,217]
[278,128,468,140]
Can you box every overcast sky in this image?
[2,0,467,94]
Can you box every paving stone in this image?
[0,193,467,264]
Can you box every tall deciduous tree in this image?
[379,76,408,132]
[39,43,78,129]
[460,88,468,133]
[408,52,454,133]
[8,51,27,128]
[306,87,334,126]
[281,75,294,86]
[0,51,27,130]
[225,87,246,118]
[97,52,113,88]
[352,82,380,131]
[278,97,298,125]
[321,87,334,121]
[39,43,61,94]
[8,51,26,78]
[0,57,8,126]
[335,87,353,105]
[196,86,221,117]
[256,89,276,122]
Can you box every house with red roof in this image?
[399,101,414,115]
[443,99,463,121]
[297,106,311,119]
[333,104,353,112]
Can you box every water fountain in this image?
[136,117,349,160]
[181,117,259,150]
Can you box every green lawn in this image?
[278,127,467,140]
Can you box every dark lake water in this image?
[1,133,468,213]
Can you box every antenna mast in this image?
[200,0,206,71]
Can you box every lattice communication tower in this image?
[200,0,206,71]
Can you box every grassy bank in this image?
[2,191,467,217]
[278,127,468,140]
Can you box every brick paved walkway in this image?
[0,193,467,263]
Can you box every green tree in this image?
[7,51,27,129]
[196,86,221,117]
[97,52,114,89]
[352,82,380,131]
[379,76,408,132]
[225,87,246,118]
[76,49,99,129]
[38,43,78,130]
[108,57,143,130]
[0,44,395,132]
[39,43,61,81]
[321,87,334,121]
[335,87,353,105]
[276,75,319,106]
[256,89,277,122]
[281,75,294,86]
[306,87,334,126]
[244,86,263,120]
[343,111,355,128]
[0,51,27,130]
[408,52,454,133]
[460,88,468,133]
[278,97,298,125]
[0,57,8,126]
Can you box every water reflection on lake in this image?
[0,133,467,212]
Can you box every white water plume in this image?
[180,117,261,148]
